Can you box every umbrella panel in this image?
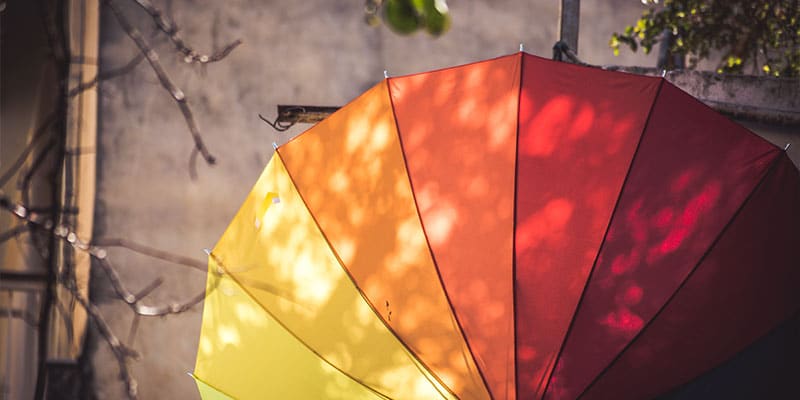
[279,81,490,400]
[581,154,800,399]
[194,52,799,400]
[389,53,521,400]
[546,82,780,399]
[193,261,384,399]
[195,155,458,399]
[514,53,661,400]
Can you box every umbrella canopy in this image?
[192,52,800,400]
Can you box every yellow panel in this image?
[196,156,452,399]
[191,374,234,400]
[194,259,383,400]
[279,81,491,400]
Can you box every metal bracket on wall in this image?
[261,105,340,132]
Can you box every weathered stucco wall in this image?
[91,1,795,399]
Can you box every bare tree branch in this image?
[131,0,241,64]
[54,295,75,349]
[20,137,57,207]
[0,225,29,245]
[0,196,216,318]
[188,148,199,180]
[0,113,57,188]
[104,0,217,168]
[92,237,206,271]
[68,52,146,97]
[59,278,139,400]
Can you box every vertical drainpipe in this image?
[32,0,98,397]
[558,0,580,54]
[50,0,98,363]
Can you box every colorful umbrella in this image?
[191,52,800,400]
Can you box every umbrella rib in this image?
[512,51,525,400]
[575,150,786,400]
[209,247,394,400]
[385,77,496,400]
[540,78,666,399]
[273,150,454,400]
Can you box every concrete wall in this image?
[90,1,795,399]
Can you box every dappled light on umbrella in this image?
[193,52,800,399]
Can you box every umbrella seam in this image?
[575,149,786,400]
[274,149,452,400]
[540,77,666,399]
[384,77,495,400]
[207,206,394,400]
[512,51,525,400]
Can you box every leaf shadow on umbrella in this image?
[195,153,459,398]
[544,83,786,399]
[387,55,522,400]
[195,53,799,400]
[514,56,662,399]
[275,80,489,399]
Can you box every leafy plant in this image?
[611,0,800,76]
[365,0,451,37]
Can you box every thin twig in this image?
[130,0,241,64]
[93,256,214,316]
[0,196,215,318]
[59,278,139,400]
[133,277,164,300]
[127,314,141,345]
[68,52,146,97]
[104,0,217,168]
[0,113,57,188]
[0,225,29,245]
[54,295,75,349]
[91,237,206,271]
[20,137,57,206]
[188,148,199,180]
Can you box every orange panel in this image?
[389,53,521,400]
[279,81,491,400]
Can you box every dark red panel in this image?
[514,54,661,400]
[663,312,800,400]
[582,154,800,400]
[544,82,780,399]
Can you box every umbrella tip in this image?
[203,248,211,256]
[272,142,278,150]
[519,43,524,52]
[785,143,791,151]
[661,69,667,78]
[384,70,389,79]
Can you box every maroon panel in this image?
[582,154,800,400]
[515,54,661,400]
[543,83,780,399]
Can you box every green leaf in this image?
[384,0,421,35]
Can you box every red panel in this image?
[545,83,780,399]
[582,154,800,400]
[514,54,661,400]
[389,54,521,400]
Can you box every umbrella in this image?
[191,52,800,400]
